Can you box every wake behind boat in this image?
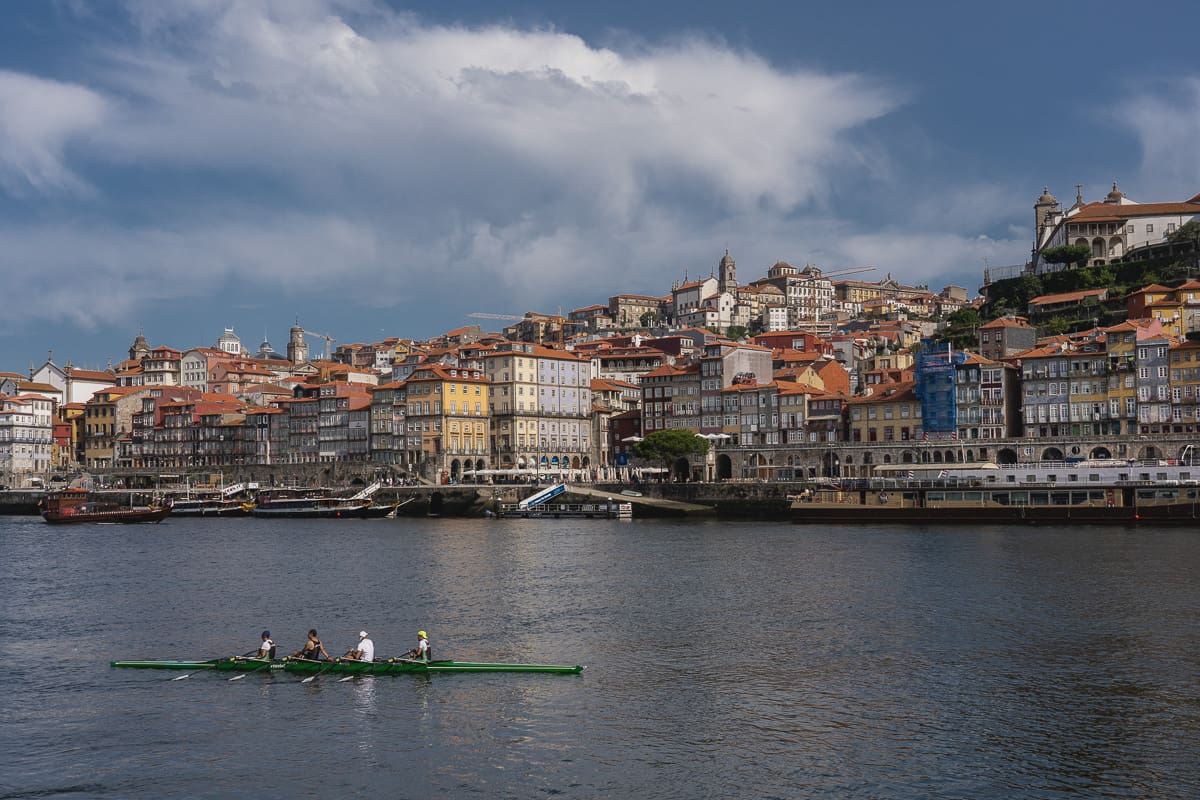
[111,656,585,675]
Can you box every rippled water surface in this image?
[2,515,1199,798]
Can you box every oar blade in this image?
[171,673,191,681]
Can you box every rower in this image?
[293,629,331,661]
[404,630,431,662]
[257,630,276,659]
[344,630,375,662]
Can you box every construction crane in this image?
[302,329,336,361]
[469,312,569,347]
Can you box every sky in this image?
[2,0,1199,370]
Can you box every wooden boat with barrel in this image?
[110,656,585,675]
[791,458,1200,526]
[40,488,173,525]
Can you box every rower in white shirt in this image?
[344,630,374,662]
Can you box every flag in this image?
[938,469,948,478]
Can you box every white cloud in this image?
[0,70,106,194]
[1120,78,1200,199]
[6,0,1036,343]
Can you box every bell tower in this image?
[718,249,737,293]
[287,320,309,365]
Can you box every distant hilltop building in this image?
[1031,183,1200,272]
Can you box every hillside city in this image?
[3,184,1200,489]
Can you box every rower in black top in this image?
[293,629,331,661]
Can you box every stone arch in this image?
[449,459,461,479]
[902,451,915,464]
[944,450,956,463]
[1137,445,1159,460]
[716,454,733,480]
[1074,237,1089,248]
[1108,236,1123,258]
[933,451,943,463]
[965,449,975,462]
[1091,237,1105,259]
[1089,446,1111,459]
[863,452,874,465]
[571,456,581,469]
[883,454,892,464]
[1041,447,1064,461]
[997,448,1018,465]
[475,459,486,472]
[921,451,931,463]
[822,451,840,477]
[672,457,691,481]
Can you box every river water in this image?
[1,515,1198,799]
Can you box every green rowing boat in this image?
[110,656,585,675]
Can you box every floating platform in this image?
[497,502,632,519]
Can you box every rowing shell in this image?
[110,657,585,675]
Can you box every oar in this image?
[229,658,274,681]
[171,651,259,681]
[301,658,340,684]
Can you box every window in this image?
[1168,223,1176,233]
[1147,224,1154,233]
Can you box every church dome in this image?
[1036,186,1057,205]
[1105,182,1125,203]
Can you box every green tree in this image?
[1041,244,1091,268]
[639,311,657,328]
[632,430,709,473]
[1168,220,1200,244]
[725,325,748,340]
[1046,316,1071,335]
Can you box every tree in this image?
[1167,220,1200,244]
[725,325,748,341]
[632,430,709,473]
[1046,316,1071,335]
[1041,244,1091,268]
[639,311,657,328]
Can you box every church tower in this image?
[287,320,309,365]
[128,328,150,362]
[718,249,737,294]
[1034,186,1060,245]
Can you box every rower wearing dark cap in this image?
[256,631,276,659]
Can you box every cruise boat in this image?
[249,483,397,519]
[791,456,1200,526]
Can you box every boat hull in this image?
[42,506,173,524]
[249,503,398,519]
[110,657,585,674]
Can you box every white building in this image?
[1033,184,1200,271]
[0,394,54,485]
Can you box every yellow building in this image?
[847,381,922,444]
[403,364,490,483]
[1169,339,1200,432]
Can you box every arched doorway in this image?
[997,448,1018,465]
[821,451,840,477]
[1138,445,1159,460]
[716,454,733,480]
[1089,446,1111,459]
[450,459,461,479]
[902,451,914,464]
[1041,447,1063,461]
[672,457,691,482]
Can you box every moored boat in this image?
[249,484,396,519]
[791,458,1200,525]
[110,656,585,675]
[40,488,173,525]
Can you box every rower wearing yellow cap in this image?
[405,630,431,662]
